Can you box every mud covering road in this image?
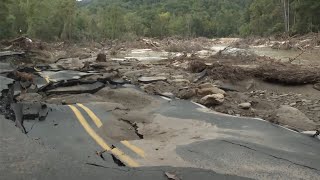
[1,37,320,180]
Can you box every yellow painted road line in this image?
[111,148,139,167]
[121,140,146,158]
[77,103,103,128]
[77,103,146,159]
[68,105,111,151]
[68,105,139,167]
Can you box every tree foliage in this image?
[0,0,319,40]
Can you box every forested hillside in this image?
[0,0,319,40]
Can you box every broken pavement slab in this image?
[0,63,14,73]
[1,114,250,180]
[38,70,98,82]
[47,82,105,95]
[0,76,14,92]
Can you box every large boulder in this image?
[273,105,317,131]
[238,102,251,110]
[200,93,224,106]
[314,83,320,91]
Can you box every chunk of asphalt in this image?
[39,79,98,92]
[138,76,167,83]
[0,63,14,73]
[0,51,24,57]
[38,70,98,82]
[47,82,105,95]
[33,76,50,89]
[13,81,22,97]
[21,103,49,120]
[0,76,14,92]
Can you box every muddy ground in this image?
[0,35,320,132]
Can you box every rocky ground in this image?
[0,35,320,133]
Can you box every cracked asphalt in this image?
[1,59,320,180]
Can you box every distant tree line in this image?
[0,0,319,40]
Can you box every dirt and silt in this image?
[0,34,320,136]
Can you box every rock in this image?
[171,79,190,83]
[200,93,224,106]
[177,88,196,99]
[96,53,107,62]
[138,76,167,83]
[197,87,226,96]
[289,102,296,107]
[16,93,42,102]
[314,83,320,91]
[198,83,215,89]
[273,105,317,131]
[238,102,251,109]
[165,172,180,180]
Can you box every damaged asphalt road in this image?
[1,54,320,180]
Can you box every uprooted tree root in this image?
[188,60,320,84]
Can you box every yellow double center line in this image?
[68,104,145,167]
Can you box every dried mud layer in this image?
[0,36,319,132]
